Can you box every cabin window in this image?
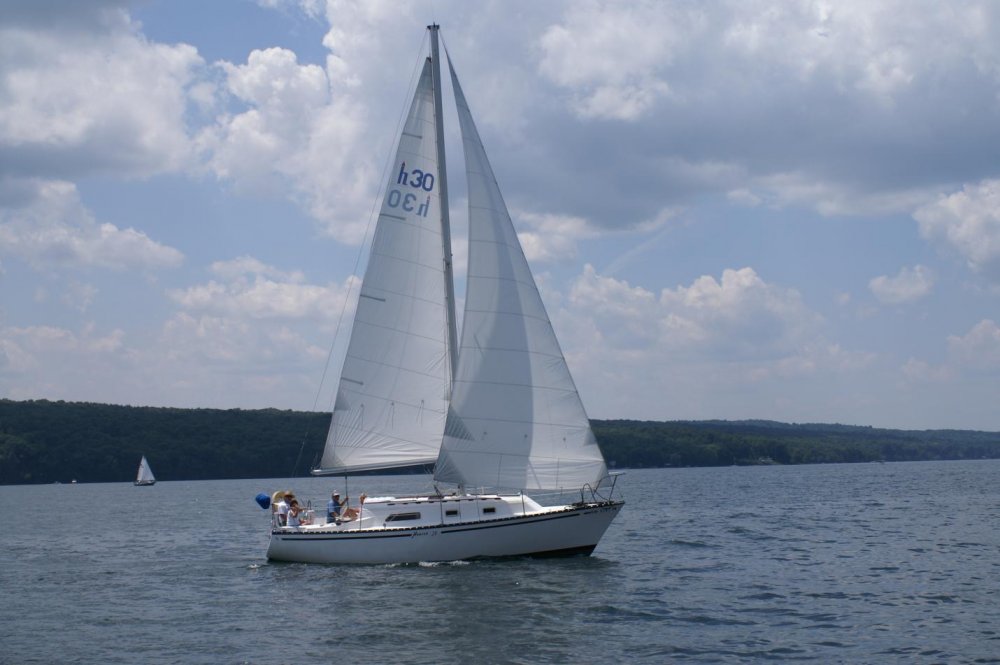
[385,512,421,522]
[445,509,458,516]
[482,507,496,514]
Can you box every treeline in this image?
[594,419,1000,468]
[2,399,999,485]
[0,400,329,485]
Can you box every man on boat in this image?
[326,492,344,524]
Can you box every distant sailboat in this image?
[134,456,156,486]
[265,25,622,565]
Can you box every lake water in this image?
[2,461,999,664]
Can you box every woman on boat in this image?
[287,500,304,527]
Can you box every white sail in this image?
[433,58,608,492]
[315,58,452,474]
[136,456,155,484]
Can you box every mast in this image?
[428,24,459,384]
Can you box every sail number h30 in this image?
[387,162,433,218]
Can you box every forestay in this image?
[316,59,452,474]
[433,57,608,492]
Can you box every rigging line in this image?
[288,31,432,480]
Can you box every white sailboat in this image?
[266,25,622,565]
[134,455,156,486]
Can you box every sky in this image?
[2,0,1000,430]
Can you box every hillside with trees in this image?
[2,399,999,485]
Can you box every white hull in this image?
[134,480,155,486]
[267,497,623,565]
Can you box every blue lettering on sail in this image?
[396,162,435,192]
[388,162,433,217]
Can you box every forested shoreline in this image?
[2,399,999,485]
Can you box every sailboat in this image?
[134,455,156,486]
[266,25,623,565]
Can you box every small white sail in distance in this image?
[136,456,155,485]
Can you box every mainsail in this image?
[433,57,608,492]
[315,58,452,474]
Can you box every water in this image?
[2,461,999,664]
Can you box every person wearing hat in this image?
[327,491,346,524]
[274,491,293,527]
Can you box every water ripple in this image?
[2,461,999,663]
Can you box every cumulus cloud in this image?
[869,265,935,304]
[901,358,954,383]
[0,4,204,179]
[209,256,306,283]
[565,264,828,362]
[0,317,326,409]
[738,172,940,217]
[198,46,374,243]
[947,319,1000,371]
[8,0,1000,242]
[901,319,1000,388]
[528,0,1000,225]
[538,3,678,120]
[0,323,126,399]
[62,281,99,312]
[167,255,352,321]
[914,179,1000,281]
[515,211,598,263]
[658,267,822,359]
[0,179,183,270]
[555,264,873,420]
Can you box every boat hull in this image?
[266,500,623,565]
[134,480,155,486]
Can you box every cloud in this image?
[538,3,678,120]
[947,319,1000,371]
[0,179,184,271]
[8,0,1000,244]
[901,357,954,383]
[914,179,1000,281]
[209,256,306,283]
[566,264,827,362]
[198,46,375,243]
[0,4,205,179]
[739,172,940,217]
[0,323,126,399]
[161,313,294,364]
[167,256,352,321]
[869,265,934,304]
[526,0,1000,226]
[901,319,1000,386]
[657,266,822,359]
[0,317,325,409]
[515,211,598,263]
[256,0,324,18]
[556,264,873,420]
[62,281,99,312]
